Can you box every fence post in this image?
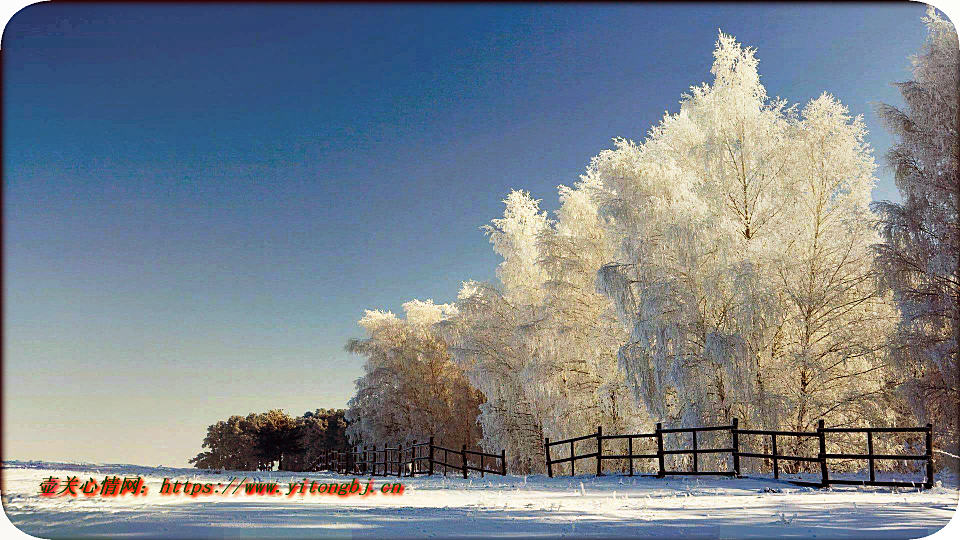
[501,448,506,476]
[461,444,468,479]
[570,439,575,476]
[818,420,828,489]
[692,430,698,473]
[925,423,934,489]
[867,431,875,484]
[628,437,634,477]
[545,438,553,478]
[428,437,434,476]
[771,434,779,480]
[732,418,740,477]
[372,445,377,477]
[656,422,665,478]
[398,444,403,478]
[596,426,603,476]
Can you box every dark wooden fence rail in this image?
[733,425,821,486]
[318,436,506,478]
[467,447,507,477]
[431,443,464,477]
[657,420,738,477]
[544,431,597,477]
[598,426,659,477]
[545,420,935,489]
[817,421,933,489]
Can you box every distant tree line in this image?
[190,409,349,471]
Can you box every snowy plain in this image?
[2,460,957,539]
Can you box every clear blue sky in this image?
[3,3,935,467]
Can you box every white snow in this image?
[2,460,957,538]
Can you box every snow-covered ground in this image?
[2,460,957,539]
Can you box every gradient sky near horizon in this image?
[3,2,939,467]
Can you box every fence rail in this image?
[318,437,506,478]
[544,420,935,489]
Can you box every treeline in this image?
[190,409,349,471]
[344,9,957,474]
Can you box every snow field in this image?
[2,461,957,538]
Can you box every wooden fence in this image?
[545,420,935,489]
[318,437,506,478]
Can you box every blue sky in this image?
[3,3,935,467]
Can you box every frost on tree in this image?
[344,300,483,450]
[440,191,553,474]
[873,7,959,454]
[339,26,940,476]
[591,32,897,469]
[537,181,652,470]
[441,190,648,474]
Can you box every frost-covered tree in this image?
[592,34,796,434]
[590,32,896,464]
[535,180,651,462]
[441,191,553,473]
[779,95,897,435]
[873,7,959,449]
[442,279,547,473]
[344,300,483,449]
[443,188,649,473]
